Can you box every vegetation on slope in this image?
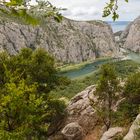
[51,60,140,100]
[0,47,139,139]
[0,48,67,139]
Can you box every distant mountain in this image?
[107,21,131,32]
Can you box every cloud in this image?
[51,0,140,21]
[61,6,101,20]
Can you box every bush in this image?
[0,48,66,139]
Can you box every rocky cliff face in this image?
[120,16,140,52]
[0,18,118,63]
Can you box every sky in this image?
[51,0,140,21]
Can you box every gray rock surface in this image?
[58,85,124,140]
[120,16,140,52]
[0,18,118,63]
[48,85,98,140]
[61,122,84,140]
[64,85,98,135]
[100,127,123,140]
[123,114,140,140]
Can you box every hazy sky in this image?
[51,0,140,21]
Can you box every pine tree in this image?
[94,64,120,130]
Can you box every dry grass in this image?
[84,126,103,140]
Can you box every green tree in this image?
[113,72,140,126]
[0,48,60,94]
[0,48,66,139]
[118,72,140,122]
[124,72,140,105]
[94,64,120,130]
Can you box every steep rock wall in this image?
[0,18,118,63]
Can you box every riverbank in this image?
[59,57,113,79]
[58,48,140,80]
[58,57,113,73]
[51,60,140,100]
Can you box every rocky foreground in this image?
[0,18,118,63]
[49,86,140,140]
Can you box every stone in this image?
[61,122,84,140]
[123,114,140,140]
[100,127,123,140]
[65,85,99,134]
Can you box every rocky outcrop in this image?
[120,16,140,52]
[49,85,98,140]
[61,122,84,140]
[49,84,139,140]
[100,127,123,140]
[63,85,98,136]
[0,18,118,63]
[123,114,140,140]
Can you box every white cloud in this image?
[51,0,140,21]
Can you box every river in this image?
[61,50,140,79]
[123,50,140,63]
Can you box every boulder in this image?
[61,122,84,140]
[48,85,99,140]
[100,127,123,140]
[123,114,140,140]
[64,85,99,135]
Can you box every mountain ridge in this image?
[0,17,118,63]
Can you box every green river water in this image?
[61,50,140,79]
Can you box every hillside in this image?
[120,16,140,52]
[0,18,119,63]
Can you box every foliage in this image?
[115,101,139,126]
[0,48,66,139]
[103,0,129,21]
[50,72,99,100]
[52,60,140,100]
[0,0,129,24]
[94,64,120,130]
[0,48,60,94]
[113,60,140,78]
[0,0,63,25]
[124,72,140,105]
[115,72,140,126]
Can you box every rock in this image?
[64,85,99,135]
[48,85,99,140]
[58,85,124,140]
[120,16,140,52]
[123,114,140,140]
[0,18,118,63]
[61,122,84,140]
[114,31,123,42]
[100,127,123,140]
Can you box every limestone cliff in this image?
[120,16,140,52]
[0,18,118,63]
